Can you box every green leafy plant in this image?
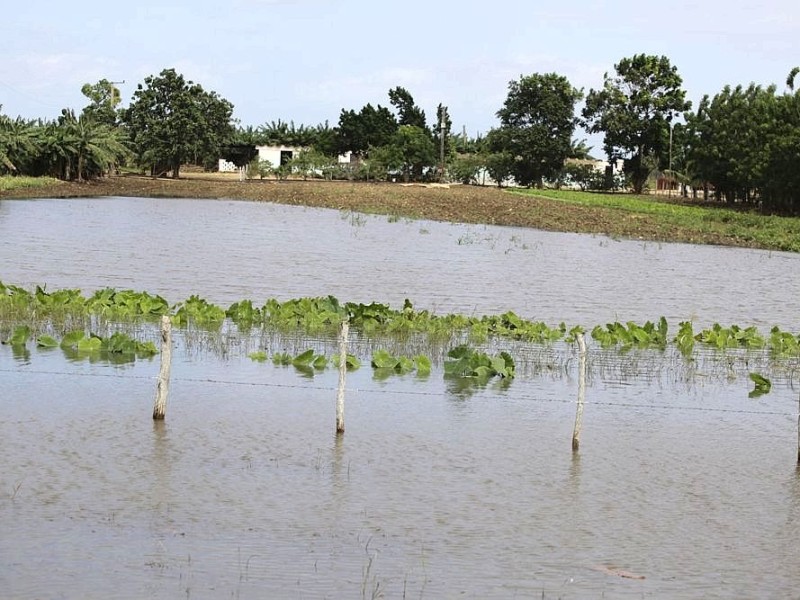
[3,325,31,346]
[36,334,59,348]
[674,321,695,357]
[768,326,800,357]
[371,349,430,377]
[695,323,765,350]
[444,345,515,381]
[332,353,362,371]
[591,318,668,351]
[748,372,772,398]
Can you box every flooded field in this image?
[1,196,798,329]
[1,197,800,598]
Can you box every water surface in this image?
[1,196,799,598]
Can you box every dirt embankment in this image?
[1,174,575,229]
[0,173,775,249]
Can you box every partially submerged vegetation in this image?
[2,281,799,392]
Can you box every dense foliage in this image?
[122,69,234,178]
[684,75,800,211]
[2,59,799,210]
[582,54,691,194]
[487,73,582,188]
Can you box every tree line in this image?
[1,60,798,212]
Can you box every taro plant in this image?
[370,349,431,377]
[443,345,515,380]
[56,330,158,363]
[591,317,668,351]
[227,299,263,329]
[332,353,362,371]
[267,349,328,376]
[271,352,292,366]
[475,311,566,344]
[85,288,169,318]
[172,295,226,328]
[262,296,344,333]
[748,372,772,398]
[2,325,31,346]
[674,321,695,357]
[768,326,800,357]
[695,323,766,350]
[248,350,268,362]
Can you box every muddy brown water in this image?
[1,197,800,598]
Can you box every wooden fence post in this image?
[153,315,172,420]
[335,320,349,435]
[572,332,587,452]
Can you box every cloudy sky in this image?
[1,0,797,151]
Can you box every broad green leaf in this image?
[60,330,86,349]
[5,325,31,346]
[414,355,431,376]
[36,335,59,348]
[292,349,316,367]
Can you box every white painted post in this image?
[335,320,349,435]
[572,332,587,451]
[797,392,799,464]
[153,315,172,420]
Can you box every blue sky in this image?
[1,0,797,153]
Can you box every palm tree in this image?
[0,114,39,174]
[58,110,129,181]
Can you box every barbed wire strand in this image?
[0,366,795,417]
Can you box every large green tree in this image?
[685,67,800,212]
[123,68,234,178]
[80,79,123,126]
[335,103,397,157]
[583,54,690,193]
[390,125,436,182]
[685,83,774,204]
[490,72,582,187]
[388,87,427,130]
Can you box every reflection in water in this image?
[1,342,799,598]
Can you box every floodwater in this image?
[1,196,800,598]
[1,196,799,329]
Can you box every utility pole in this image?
[668,122,673,198]
[439,110,446,182]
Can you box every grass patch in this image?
[0,175,61,192]
[514,188,800,252]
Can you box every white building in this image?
[218,146,353,172]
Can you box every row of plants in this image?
[2,325,157,364]
[247,345,512,385]
[3,282,800,359]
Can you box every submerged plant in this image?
[370,349,430,376]
[695,323,766,350]
[591,317,668,351]
[444,345,515,380]
[172,295,226,328]
[748,372,772,398]
[768,326,800,357]
[674,321,695,357]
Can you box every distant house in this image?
[218,146,353,172]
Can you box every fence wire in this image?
[1,366,796,418]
